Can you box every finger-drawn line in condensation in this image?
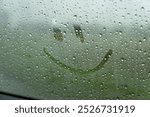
[73,24,84,43]
[43,47,113,74]
[53,27,64,41]
[53,24,84,43]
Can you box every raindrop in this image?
[143,37,147,42]
[103,27,106,31]
[63,24,68,28]
[124,85,128,90]
[86,21,89,24]
[95,45,98,49]
[119,31,123,35]
[118,22,122,26]
[29,33,32,37]
[99,33,102,37]
[140,25,143,29]
[141,7,145,11]
[139,40,142,44]
[72,56,76,60]
[35,65,39,69]
[141,63,145,67]
[63,87,67,91]
[148,72,150,76]
[121,57,126,62]
[26,67,31,71]
[63,31,66,36]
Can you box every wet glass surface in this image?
[0,0,150,99]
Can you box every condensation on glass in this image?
[0,0,150,99]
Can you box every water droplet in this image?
[139,40,142,44]
[52,19,58,25]
[86,21,89,24]
[103,27,106,31]
[35,65,39,69]
[73,15,77,20]
[140,25,143,29]
[143,37,147,42]
[63,31,66,35]
[141,63,145,67]
[121,57,126,62]
[141,7,145,11]
[95,45,98,49]
[119,31,122,35]
[118,22,122,26]
[148,72,150,76]
[29,33,32,37]
[72,56,76,60]
[26,67,31,71]
[99,33,102,37]
[63,87,67,91]
[124,85,128,90]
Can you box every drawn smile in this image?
[43,48,112,74]
[44,24,113,74]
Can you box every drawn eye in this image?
[73,24,85,43]
[53,27,64,41]
[53,24,85,43]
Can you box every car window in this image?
[0,0,150,99]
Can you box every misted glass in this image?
[0,0,150,99]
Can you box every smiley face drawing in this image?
[44,24,113,74]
